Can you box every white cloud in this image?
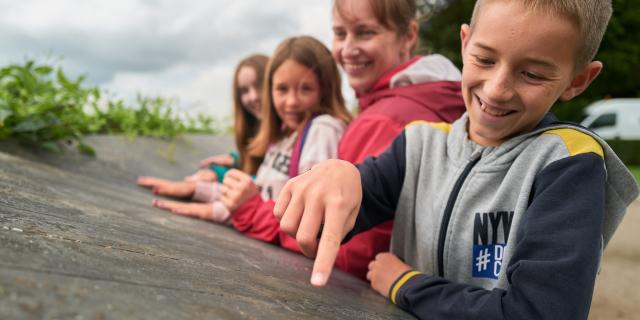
[0,0,342,120]
[106,61,235,118]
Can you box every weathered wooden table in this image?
[0,135,412,319]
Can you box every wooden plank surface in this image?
[0,135,413,320]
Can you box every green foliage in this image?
[87,95,222,139]
[0,60,225,155]
[555,0,640,122]
[606,140,640,166]
[420,0,640,122]
[417,0,474,66]
[629,166,640,185]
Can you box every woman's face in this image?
[271,59,321,131]
[237,66,262,118]
[331,0,414,94]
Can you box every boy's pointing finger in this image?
[273,180,293,221]
[310,210,346,287]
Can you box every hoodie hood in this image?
[390,54,462,88]
[532,116,640,247]
[357,55,465,124]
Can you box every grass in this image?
[629,166,640,185]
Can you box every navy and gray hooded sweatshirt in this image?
[350,113,639,319]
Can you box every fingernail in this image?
[311,272,326,287]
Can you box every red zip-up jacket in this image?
[232,55,466,279]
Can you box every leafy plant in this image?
[0,60,226,155]
[629,166,640,185]
[606,140,640,166]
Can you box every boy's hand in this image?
[274,159,362,287]
[367,253,411,298]
[199,154,234,168]
[221,169,258,211]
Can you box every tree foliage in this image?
[419,0,640,122]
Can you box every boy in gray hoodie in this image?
[273,0,639,318]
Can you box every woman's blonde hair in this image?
[334,0,417,36]
[232,54,269,174]
[246,36,351,174]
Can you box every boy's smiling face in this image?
[460,1,602,147]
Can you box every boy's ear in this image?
[460,24,471,57]
[559,61,603,101]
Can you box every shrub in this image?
[0,60,224,155]
[605,140,640,166]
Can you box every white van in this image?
[580,98,640,140]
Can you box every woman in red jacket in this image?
[232,0,466,280]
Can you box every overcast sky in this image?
[0,0,350,120]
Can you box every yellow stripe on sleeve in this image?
[543,129,604,158]
[405,121,452,134]
[390,270,422,305]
